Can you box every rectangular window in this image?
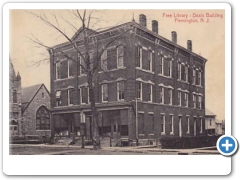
[159,87,164,104]
[56,90,61,107]
[178,91,181,106]
[117,46,124,68]
[102,84,108,102]
[78,53,85,75]
[101,50,108,71]
[187,116,190,134]
[55,61,61,80]
[147,84,152,102]
[193,94,196,108]
[160,57,163,75]
[80,87,89,104]
[185,92,188,107]
[198,96,202,109]
[181,64,186,81]
[136,82,142,100]
[117,81,124,101]
[168,89,172,105]
[161,114,165,134]
[198,71,202,86]
[200,118,203,133]
[177,63,181,80]
[68,59,74,78]
[148,51,152,71]
[193,69,196,84]
[210,119,212,126]
[170,115,174,134]
[137,47,142,68]
[185,66,188,82]
[167,60,172,77]
[68,89,73,106]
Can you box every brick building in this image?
[21,84,51,136]
[9,57,22,136]
[49,14,207,143]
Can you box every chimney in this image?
[152,20,158,34]
[139,14,147,27]
[187,40,192,51]
[171,31,177,43]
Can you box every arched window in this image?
[13,90,17,103]
[36,106,50,130]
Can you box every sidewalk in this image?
[10,143,219,155]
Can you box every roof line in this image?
[22,84,50,113]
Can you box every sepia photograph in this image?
[3,2,233,176]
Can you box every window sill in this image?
[136,67,155,74]
[161,132,166,135]
[170,132,174,135]
[158,74,172,79]
[78,74,87,77]
[54,77,74,82]
[177,80,189,84]
[99,67,126,74]
[193,84,203,88]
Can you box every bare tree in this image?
[26,10,132,150]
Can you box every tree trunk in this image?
[88,74,101,150]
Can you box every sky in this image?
[9,9,225,120]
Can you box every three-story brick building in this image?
[49,14,207,142]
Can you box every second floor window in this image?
[177,63,181,80]
[178,91,181,106]
[55,61,61,80]
[102,84,108,102]
[117,81,124,101]
[159,87,164,104]
[148,51,153,72]
[193,69,196,85]
[185,92,189,107]
[136,81,142,100]
[78,54,85,75]
[117,46,124,68]
[147,84,152,102]
[101,50,107,71]
[160,57,163,75]
[137,47,142,68]
[168,89,172,105]
[68,59,74,78]
[187,116,190,133]
[80,87,89,104]
[161,114,165,134]
[198,96,202,109]
[198,71,202,86]
[164,59,172,77]
[170,115,174,134]
[193,94,196,108]
[56,90,61,107]
[68,89,73,106]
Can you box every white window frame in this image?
[56,90,61,107]
[186,116,190,134]
[101,84,108,103]
[159,87,164,104]
[147,84,153,102]
[117,81,125,101]
[55,61,60,80]
[137,82,142,100]
[78,53,84,75]
[137,47,143,69]
[198,96,202,109]
[193,69,196,85]
[80,87,89,104]
[178,91,181,106]
[68,89,73,106]
[148,51,153,72]
[170,115,174,135]
[168,89,172,105]
[101,50,108,71]
[160,57,163,75]
[117,46,124,68]
[193,94,196,108]
[198,71,202,86]
[178,63,181,80]
[168,60,172,77]
[185,92,188,107]
[185,66,188,82]
[161,114,166,135]
[68,59,73,78]
[200,118,203,133]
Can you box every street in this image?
[9,144,219,155]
